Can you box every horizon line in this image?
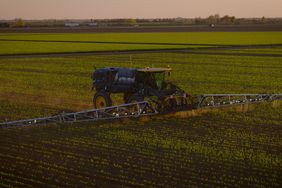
[1,16,282,21]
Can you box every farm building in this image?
[88,22,97,27]
[65,22,80,27]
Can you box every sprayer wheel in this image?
[93,91,112,109]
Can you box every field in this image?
[1,32,282,45]
[0,32,282,187]
[0,32,282,56]
[0,41,191,55]
[1,53,281,120]
[0,104,281,187]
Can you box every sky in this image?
[0,0,281,20]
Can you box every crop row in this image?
[0,144,215,187]
[1,138,277,188]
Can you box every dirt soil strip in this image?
[0,39,223,47]
[1,25,282,33]
[0,48,282,59]
[2,39,282,49]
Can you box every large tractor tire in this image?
[93,91,112,109]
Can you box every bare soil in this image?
[1,45,282,59]
[1,24,282,33]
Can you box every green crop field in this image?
[0,32,282,55]
[1,32,282,45]
[1,53,281,120]
[0,41,194,55]
[0,32,282,187]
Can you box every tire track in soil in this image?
[1,38,282,48]
[0,48,282,58]
[0,38,224,46]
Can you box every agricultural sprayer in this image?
[1,67,281,128]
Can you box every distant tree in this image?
[15,18,25,27]
[207,14,220,24]
[207,15,215,24]
[214,14,220,20]
[220,15,236,24]
[195,17,206,25]
[127,18,137,26]
[261,16,266,23]
[230,16,236,23]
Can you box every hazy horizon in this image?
[1,0,281,20]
